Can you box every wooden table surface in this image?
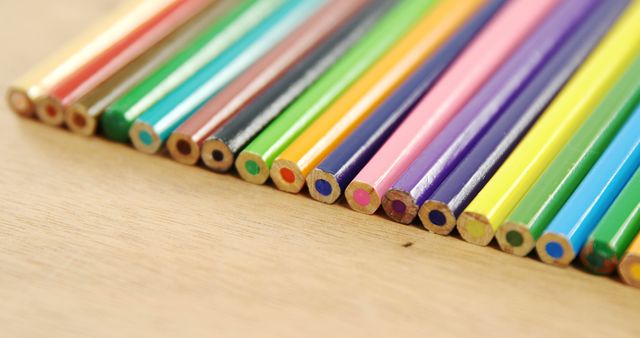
[1,1,639,337]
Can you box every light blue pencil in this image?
[536,101,640,266]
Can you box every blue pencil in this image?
[306,0,505,204]
[129,0,323,154]
[537,103,640,266]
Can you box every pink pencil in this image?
[345,0,561,214]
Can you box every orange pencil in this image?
[270,0,486,193]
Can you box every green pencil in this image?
[235,0,437,185]
[496,57,640,257]
[580,167,640,275]
[100,0,280,143]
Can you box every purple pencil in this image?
[381,0,598,224]
[418,0,630,235]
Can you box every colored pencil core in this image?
[306,169,342,204]
[280,168,295,184]
[201,139,235,172]
[212,150,224,162]
[536,233,574,266]
[506,231,523,247]
[140,132,152,145]
[495,222,535,256]
[315,179,332,197]
[545,242,564,259]
[458,212,494,246]
[419,200,457,235]
[354,189,370,207]
[245,161,260,176]
[428,210,446,227]
[631,264,640,281]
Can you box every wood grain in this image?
[1,1,639,337]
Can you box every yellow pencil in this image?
[270,0,486,193]
[457,1,640,246]
[5,0,175,118]
[619,233,640,288]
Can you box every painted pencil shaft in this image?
[102,0,276,143]
[619,233,640,288]
[501,57,640,256]
[581,167,640,275]
[36,0,212,126]
[201,0,392,173]
[66,1,234,136]
[308,0,506,204]
[272,0,483,194]
[458,1,640,246]
[130,0,323,154]
[537,104,640,266]
[7,0,176,117]
[422,0,629,238]
[168,0,371,166]
[346,0,561,215]
[236,0,436,185]
[385,0,596,225]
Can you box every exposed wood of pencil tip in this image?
[382,189,418,225]
[201,138,234,172]
[167,132,200,165]
[235,151,270,185]
[6,86,36,117]
[270,159,306,194]
[129,121,162,155]
[344,180,379,215]
[64,102,96,136]
[418,200,457,236]
[495,221,535,257]
[579,240,618,275]
[306,168,341,204]
[536,233,574,267]
[457,211,495,246]
[34,95,65,126]
[618,253,640,288]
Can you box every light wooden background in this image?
[1,1,639,337]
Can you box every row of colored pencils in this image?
[8,0,640,287]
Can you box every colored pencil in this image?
[271,0,484,194]
[536,104,640,266]
[619,233,640,288]
[383,0,595,225]
[6,0,176,118]
[307,0,505,204]
[457,2,640,246]
[235,0,435,185]
[498,57,640,256]
[65,1,235,136]
[167,0,371,165]
[35,0,211,127]
[129,0,323,154]
[200,0,392,173]
[345,0,560,215]
[420,0,629,236]
[580,168,640,275]
[101,0,278,143]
